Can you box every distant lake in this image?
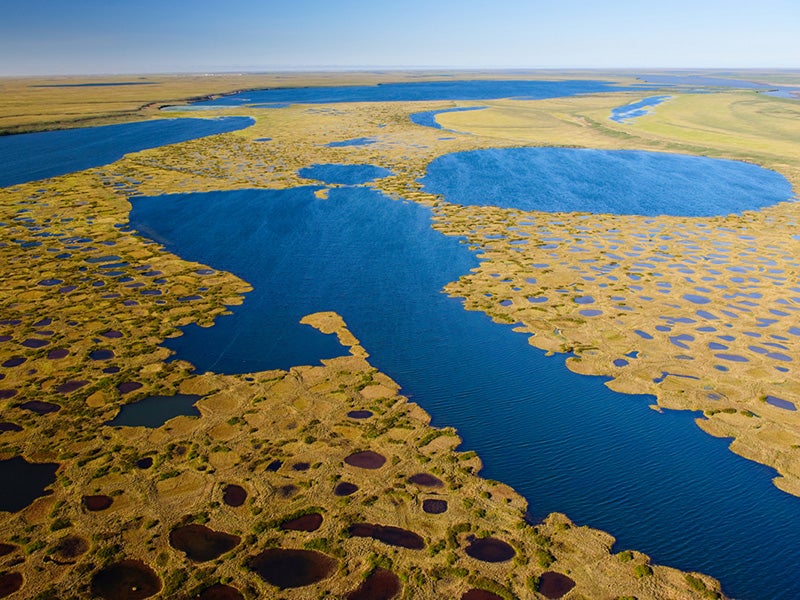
[187,79,635,107]
[639,74,800,99]
[420,147,794,216]
[609,95,671,123]
[0,116,254,188]
[130,180,800,600]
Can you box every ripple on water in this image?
[419,147,793,217]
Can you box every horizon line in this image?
[2,66,800,79]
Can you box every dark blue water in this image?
[130,184,800,600]
[420,147,794,216]
[106,394,202,428]
[410,106,487,129]
[0,457,58,512]
[189,80,633,107]
[609,96,671,123]
[0,116,254,188]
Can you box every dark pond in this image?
[346,567,401,600]
[0,573,23,598]
[334,482,358,496]
[106,394,201,427]
[129,172,800,599]
[188,80,634,108]
[462,590,503,600]
[168,524,240,562]
[537,571,576,599]
[249,548,337,589]
[51,535,89,561]
[19,400,61,414]
[349,523,425,550]
[422,499,448,514]
[345,450,386,469]
[347,410,373,419]
[195,584,244,600]
[90,559,161,600]
[419,147,794,217]
[464,536,515,562]
[222,483,247,507]
[0,117,254,188]
[0,456,58,512]
[408,473,443,487]
[281,512,323,532]
[83,494,113,511]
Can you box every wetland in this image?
[2,71,800,599]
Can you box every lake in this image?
[0,116,254,188]
[419,147,794,216]
[130,179,800,600]
[609,95,671,123]
[186,79,636,107]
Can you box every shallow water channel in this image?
[131,176,800,600]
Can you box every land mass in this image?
[4,69,799,598]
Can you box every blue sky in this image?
[0,0,797,75]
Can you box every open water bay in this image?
[131,180,800,600]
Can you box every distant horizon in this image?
[2,0,797,77]
[3,66,800,80]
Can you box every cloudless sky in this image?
[0,0,797,75]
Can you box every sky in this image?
[0,0,798,75]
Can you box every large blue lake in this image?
[420,147,794,216]
[187,79,634,107]
[0,116,254,188]
[130,182,800,600]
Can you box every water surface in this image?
[130,183,800,599]
[187,80,633,107]
[420,147,793,216]
[0,456,58,512]
[0,116,254,188]
[609,96,671,123]
[106,394,202,428]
